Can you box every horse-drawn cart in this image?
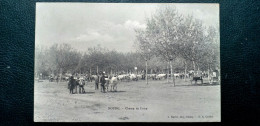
[209,70,220,84]
[190,71,203,84]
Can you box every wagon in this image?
[209,70,220,84]
[49,76,54,82]
[190,76,203,84]
[190,71,203,84]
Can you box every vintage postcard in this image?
[34,3,220,122]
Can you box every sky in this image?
[35,3,219,53]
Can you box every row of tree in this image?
[35,6,219,79]
[35,43,205,78]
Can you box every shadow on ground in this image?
[107,91,126,93]
[176,83,220,87]
[76,92,95,94]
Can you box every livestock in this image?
[92,75,99,90]
[109,76,119,92]
[65,76,70,81]
[156,74,166,80]
[129,74,137,81]
[78,79,85,94]
[104,78,110,92]
[173,73,180,79]
[136,74,142,80]
[117,74,126,81]
[148,74,156,80]
[191,76,203,84]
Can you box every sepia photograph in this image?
[34,3,220,122]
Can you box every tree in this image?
[198,26,220,79]
[135,6,184,85]
[48,44,81,80]
[135,29,153,84]
[178,15,206,72]
[35,45,49,79]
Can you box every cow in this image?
[136,74,142,80]
[78,78,85,94]
[118,74,131,82]
[109,76,119,92]
[129,74,137,81]
[104,77,110,92]
[173,73,180,79]
[156,74,166,80]
[148,74,156,80]
[118,74,126,81]
[65,76,70,81]
[92,75,99,90]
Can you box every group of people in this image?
[68,76,86,94]
[93,73,108,93]
[67,72,109,94]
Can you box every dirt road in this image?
[34,79,220,122]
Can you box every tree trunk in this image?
[167,61,169,83]
[146,60,148,85]
[59,68,62,83]
[170,60,175,86]
[184,61,187,82]
[197,63,200,71]
[208,64,210,81]
[192,60,196,71]
[97,66,98,74]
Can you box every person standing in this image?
[94,73,99,90]
[100,73,106,93]
[68,76,75,94]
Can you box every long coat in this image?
[100,76,106,85]
[68,79,76,89]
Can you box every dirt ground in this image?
[34,78,220,122]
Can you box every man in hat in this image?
[68,76,75,94]
[100,72,106,93]
[94,73,99,90]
